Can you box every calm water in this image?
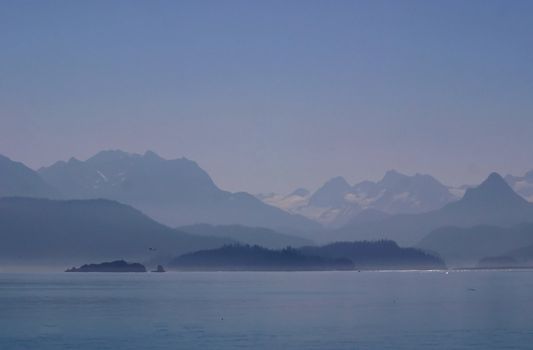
[1,270,533,349]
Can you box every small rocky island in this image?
[65,260,147,272]
[151,265,166,273]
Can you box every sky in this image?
[1,0,533,194]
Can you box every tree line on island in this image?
[168,241,444,271]
[66,240,445,272]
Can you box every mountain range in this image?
[3,150,533,269]
[259,169,533,227]
[258,170,461,227]
[33,150,318,232]
[327,173,533,246]
[4,150,533,233]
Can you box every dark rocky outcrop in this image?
[66,260,146,272]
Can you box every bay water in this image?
[1,270,532,349]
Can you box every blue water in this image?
[1,270,533,349]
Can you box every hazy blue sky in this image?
[1,0,533,193]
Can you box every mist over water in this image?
[1,271,532,350]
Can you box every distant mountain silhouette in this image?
[346,209,391,224]
[505,170,533,202]
[0,197,233,268]
[351,170,457,214]
[256,188,311,216]
[300,240,445,270]
[474,235,533,268]
[501,243,533,266]
[330,173,533,246]
[417,223,533,267]
[178,224,313,250]
[287,188,310,198]
[477,256,521,269]
[308,176,352,208]
[0,154,58,198]
[38,150,318,231]
[258,170,457,227]
[168,244,354,271]
[455,172,529,209]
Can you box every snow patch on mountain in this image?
[256,170,460,227]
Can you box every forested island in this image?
[301,240,445,270]
[168,241,445,271]
[169,245,354,271]
[65,260,147,272]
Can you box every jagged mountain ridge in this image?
[329,173,533,246]
[38,150,318,231]
[257,170,459,227]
